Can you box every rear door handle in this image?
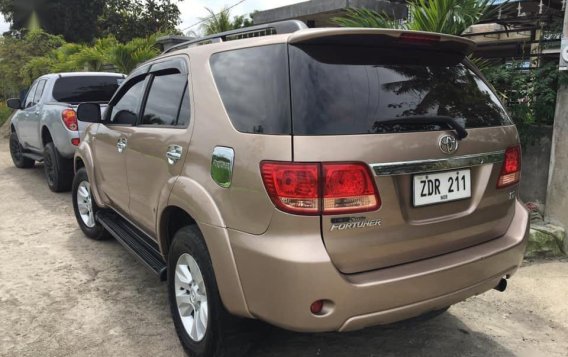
[117,137,127,153]
[166,145,183,165]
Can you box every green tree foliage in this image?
[200,6,253,35]
[333,0,495,36]
[0,30,161,99]
[107,35,160,73]
[0,0,182,43]
[0,30,65,97]
[0,0,105,42]
[98,0,183,43]
[484,62,564,127]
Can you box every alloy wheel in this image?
[76,181,95,228]
[174,253,209,342]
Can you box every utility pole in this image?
[545,8,568,225]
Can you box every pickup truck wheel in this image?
[44,142,73,192]
[72,168,109,240]
[168,226,243,357]
[9,132,34,168]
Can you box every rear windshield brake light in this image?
[399,32,441,44]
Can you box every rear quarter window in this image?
[210,45,291,134]
[53,76,123,104]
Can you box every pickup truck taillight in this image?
[497,145,521,188]
[62,109,78,131]
[260,161,380,215]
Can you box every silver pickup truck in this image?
[7,72,125,192]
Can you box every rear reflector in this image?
[497,145,521,188]
[261,161,380,215]
[71,138,80,146]
[310,300,324,314]
[62,109,78,131]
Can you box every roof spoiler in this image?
[289,28,476,57]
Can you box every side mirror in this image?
[77,103,102,123]
[6,98,21,110]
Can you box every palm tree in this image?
[199,7,253,35]
[108,35,160,74]
[71,36,119,71]
[333,0,497,36]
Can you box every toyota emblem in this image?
[439,135,458,154]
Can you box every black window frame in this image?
[137,58,191,129]
[23,80,40,109]
[104,56,192,129]
[33,79,47,105]
[105,74,150,126]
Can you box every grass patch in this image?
[0,102,12,127]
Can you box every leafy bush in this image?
[0,102,12,128]
[483,61,568,144]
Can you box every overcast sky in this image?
[0,0,306,36]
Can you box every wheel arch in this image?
[41,125,53,147]
[160,179,251,318]
[74,147,106,209]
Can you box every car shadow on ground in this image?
[242,311,515,357]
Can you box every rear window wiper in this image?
[371,116,468,140]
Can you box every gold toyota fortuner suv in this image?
[72,21,529,357]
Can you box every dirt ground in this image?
[0,129,567,357]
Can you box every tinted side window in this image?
[24,82,39,108]
[33,80,47,104]
[141,73,187,126]
[177,85,190,127]
[210,45,291,134]
[110,79,146,125]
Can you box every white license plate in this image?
[413,169,471,207]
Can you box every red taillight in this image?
[260,161,380,215]
[71,138,80,146]
[260,162,320,215]
[323,163,380,214]
[62,109,78,131]
[497,145,521,188]
[399,32,441,44]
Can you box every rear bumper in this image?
[227,199,529,332]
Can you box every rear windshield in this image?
[289,45,512,135]
[53,76,123,104]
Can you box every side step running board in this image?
[96,210,167,281]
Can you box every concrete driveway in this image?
[0,136,567,357]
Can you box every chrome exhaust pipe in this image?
[494,278,507,292]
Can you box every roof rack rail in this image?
[163,20,307,54]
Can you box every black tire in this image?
[72,168,109,240]
[9,131,35,168]
[43,142,73,192]
[168,226,248,357]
